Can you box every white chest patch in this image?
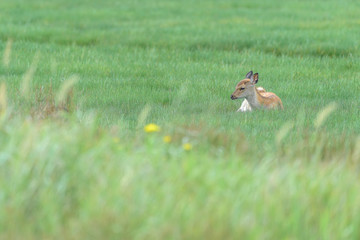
[237,99,252,112]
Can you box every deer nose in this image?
[231,95,235,100]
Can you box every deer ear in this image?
[245,71,253,79]
[253,73,259,84]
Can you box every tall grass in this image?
[0,0,359,239]
[0,98,359,239]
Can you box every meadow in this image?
[0,0,359,239]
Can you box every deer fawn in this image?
[231,71,283,111]
[237,86,266,112]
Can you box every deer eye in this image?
[240,87,245,90]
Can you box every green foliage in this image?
[0,0,359,239]
[0,0,359,141]
[0,114,359,239]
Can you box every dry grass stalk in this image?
[2,38,13,67]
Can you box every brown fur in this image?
[256,87,266,93]
[255,89,283,110]
[231,76,283,110]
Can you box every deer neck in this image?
[245,87,263,109]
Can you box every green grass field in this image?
[0,0,360,239]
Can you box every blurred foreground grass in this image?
[0,97,359,239]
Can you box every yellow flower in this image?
[144,123,160,133]
[183,143,192,151]
[163,135,172,143]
